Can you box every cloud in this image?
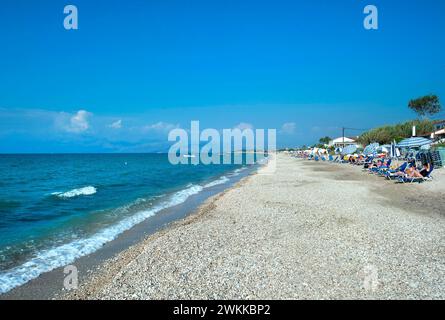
[59,110,92,133]
[109,119,122,129]
[233,122,254,131]
[142,121,179,133]
[281,122,296,134]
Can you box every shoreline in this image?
[63,154,444,299]
[3,154,445,299]
[0,165,257,300]
[62,174,256,300]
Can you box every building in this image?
[433,120,445,131]
[328,137,361,148]
[428,120,445,141]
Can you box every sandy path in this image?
[65,154,445,300]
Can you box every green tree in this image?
[318,136,332,145]
[408,94,441,118]
[357,119,433,145]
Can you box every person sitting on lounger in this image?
[368,159,386,171]
[390,159,414,177]
[368,160,381,170]
[397,161,434,183]
[409,162,431,178]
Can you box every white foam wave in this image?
[231,167,247,176]
[204,176,229,188]
[52,186,97,198]
[0,184,203,294]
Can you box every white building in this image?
[328,137,360,148]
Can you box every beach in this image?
[60,153,445,300]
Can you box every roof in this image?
[330,137,356,143]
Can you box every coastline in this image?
[0,164,257,300]
[3,154,445,299]
[62,154,445,299]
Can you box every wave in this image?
[204,176,229,188]
[0,184,203,294]
[51,186,97,199]
[231,167,247,176]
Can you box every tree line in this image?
[313,95,441,147]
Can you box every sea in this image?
[0,153,259,294]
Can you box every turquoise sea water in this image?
[0,153,255,293]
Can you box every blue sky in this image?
[0,0,444,152]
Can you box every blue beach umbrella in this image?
[390,141,396,158]
[363,143,379,155]
[396,137,432,148]
[341,145,357,155]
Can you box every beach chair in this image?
[341,155,350,164]
[384,162,408,180]
[396,166,434,183]
[370,159,392,174]
[355,156,365,166]
[362,156,374,169]
[376,159,394,175]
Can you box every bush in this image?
[433,143,445,149]
[358,119,434,145]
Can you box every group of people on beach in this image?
[366,157,433,179]
[292,149,435,183]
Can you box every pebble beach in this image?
[63,153,445,300]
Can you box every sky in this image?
[0,0,444,152]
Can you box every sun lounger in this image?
[384,162,408,179]
[396,166,434,183]
[369,159,392,174]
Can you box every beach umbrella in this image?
[341,145,357,155]
[396,137,432,148]
[390,141,396,158]
[363,142,379,155]
[378,145,390,153]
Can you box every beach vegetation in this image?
[433,143,445,149]
[358,119,434,145]
[318,136,332,145]
[408,94,441,118]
